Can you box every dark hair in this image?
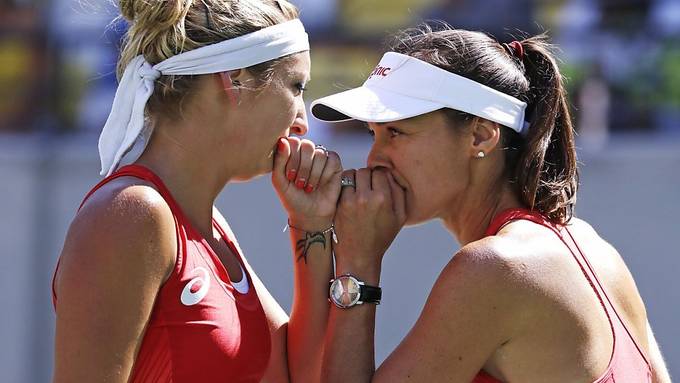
[388,23,578,224]
[117,0,300,120]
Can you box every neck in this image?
[442,180,524,246]
[134,123,236,237]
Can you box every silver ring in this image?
[315,144,328,155]
[340,176,355,188]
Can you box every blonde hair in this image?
[116,0,300,119]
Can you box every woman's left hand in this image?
[333,167,407,278]
[272,136,343,229]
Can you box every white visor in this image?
[311,52,527,133]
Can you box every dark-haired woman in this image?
[311,24,671,383]
[52,1,341,382]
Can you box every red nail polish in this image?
[296,179,306,189]
[287,169,297,181]
[277,138,285,152]
[304,185,314,193]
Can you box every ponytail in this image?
[516,35,578,224]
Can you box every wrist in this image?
[287,216,334,232]
[334,259,381,286]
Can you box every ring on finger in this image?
[315,144,329,155]
[340,176,355,188]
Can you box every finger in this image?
[295,139,315,190]
[371,168,390,194]
[355,168,372,196]
[319,151,342,188]
[387,172,407,222]
[305,147,328,193]
[285,136,301,183]
[272,137,291,187]
[339,169,357,203]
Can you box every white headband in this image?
[311,52,528,133]
[98,19,309,176]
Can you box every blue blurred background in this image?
[1,0,678,381]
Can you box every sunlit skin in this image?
[133,53,314,233]
[365,112,522,245]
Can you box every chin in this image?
[403,204,439,227]
[404,217,430,228]
[232,163,269,182]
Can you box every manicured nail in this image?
[296,179,306,189]
[304,184,314,193]
[287,169,297,181]
[277,138,286,153]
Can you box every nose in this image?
[289,103,309,136]
[367,140,391,170]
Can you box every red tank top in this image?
[472,209,651,382]
[52,165,271,382]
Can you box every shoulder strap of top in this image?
[485,208,650,367]
[78,165,184,215]
[562,227,652,367]
[486,208,613,314]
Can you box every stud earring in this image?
[476,151,485,158]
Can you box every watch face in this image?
[330,276,361,308]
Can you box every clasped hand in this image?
[273,137,406,269]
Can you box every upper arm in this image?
[211,207,290,383]
[374,243,527,382]
[646,321,672,383]
[54,185,176,383]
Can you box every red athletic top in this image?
[52,165,271,382]
[472,208,651,382]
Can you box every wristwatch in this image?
[329,273,382,308]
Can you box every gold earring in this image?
[476,151,485,158]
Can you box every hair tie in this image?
[508,40,524,61]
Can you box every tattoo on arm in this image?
[295,231,328,264]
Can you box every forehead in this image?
[373,111,445,128]
[282,51,311,79]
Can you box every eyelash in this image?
[365,126,401,139]
[295,82,307,94]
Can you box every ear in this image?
[218,70,243,105]
[469,118,501,158]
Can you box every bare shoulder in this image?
[443,235,536,291]
[53,178,178,381]
[57,177,177,296]
[432,236,538,327]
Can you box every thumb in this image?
[272,137,291,187]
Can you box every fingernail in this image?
[304,184,314,193]
[296,179,306,189]
[277,138,285,152]
[287,169,297,181]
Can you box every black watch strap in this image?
[359,284,382,304]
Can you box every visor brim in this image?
[310,86,444,123]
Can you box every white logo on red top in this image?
[180,267,210,306]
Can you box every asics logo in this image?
[180,267,210,306]
[368,65,391,79]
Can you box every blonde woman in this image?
[52,1,340,382]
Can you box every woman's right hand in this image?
[333,167,407,279]
[272,136,343,230]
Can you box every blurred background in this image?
[1,0,678,381]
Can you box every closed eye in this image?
[388,127,401,137]
[294,82,307,95]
